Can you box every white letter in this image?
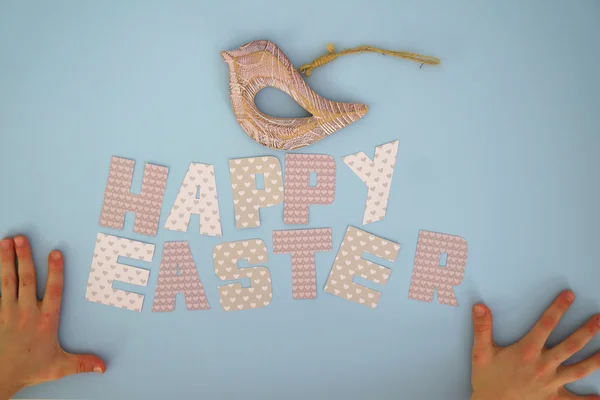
[85,233,155,312]
[164,163,222,236]
[343,140,399,224]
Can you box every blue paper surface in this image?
[0,1,598,399]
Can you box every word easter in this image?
[85,140,468,313]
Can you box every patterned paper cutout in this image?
[213,239,273,311]
[221,40,368,150]
[164,163,222,236]
[229,156,284,229]
[343,140,399,225]
[272,228,333,299]
[85,233,155,312]
[284,154,336,225]
[152,242,211,312]
[99,156,169,236]
[408,231,468,307]
[324,226,400,308]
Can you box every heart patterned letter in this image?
[284,154,336,225]
[229,156,284,229]
[85,233,155,312]
[213,239,273,311]
[164,163,222,236]
[342,140,399,225]
[408,231,468,307]
[324,226,400,308]
[152,242,211,312]
[99,156,169,236]
[272,228,333,299]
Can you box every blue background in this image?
[1,1,599,399]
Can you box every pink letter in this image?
[272,228,333,299]
[408,231,468,306]
[99,156,169,236]
[152,242,210,312]
[284,154,336,225]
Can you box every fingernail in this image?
[13,237,24,247]
[473,305,486,317]
[50,251,62,261]
[565,291,575,302]
[0,239,11,250]
[94,366,104,373]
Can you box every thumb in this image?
[59,351,106,377]
[472,304,495,363]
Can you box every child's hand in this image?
[471,291,600,400]
[0,236,105,400]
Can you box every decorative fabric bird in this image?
[221,40,369,151]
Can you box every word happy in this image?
[85,140,468,313]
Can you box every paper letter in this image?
[85,233,155,312]
[99,156,169,236]
[229,156,283,229]
[408,231,468,306]
[284,154,336,225]
[272,228,333,299]
[213,239,272,311]
[324,226,400,308]
[152,242,210,312]
[342,140,399,225]
[164,163,222,236]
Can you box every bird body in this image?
[221,40,368,150]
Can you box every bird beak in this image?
[220,51,233,62]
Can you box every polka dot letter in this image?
[408,231,468,307]
[213,239,273,311]
[324,226,400,308]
